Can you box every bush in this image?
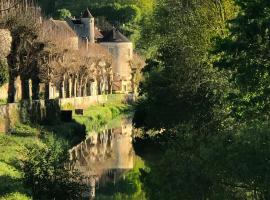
[10,124,40,137]
[43,121,86,145]
[0,192,30,200]
[21,135,87,200]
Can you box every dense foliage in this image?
[135,122,270,200]
[21,135,86,200]
[214,0,270,122]
[134,0,236,131]
[133,0,270,199]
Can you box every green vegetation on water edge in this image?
[96,157,147,200]
[0,135,38,200]
[74,101,133,133]
[0,100,131,199]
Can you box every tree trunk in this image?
[59,81,65,99]
[32,78,40,100]
[21,78,30,100]
[77,79,81,97]
[71,77,75,97]
[97,80,102,95]
[65,78,70,98]
[8,75,16,103]
[45,83,50,99]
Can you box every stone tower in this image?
[80,8,95,43]
[100,28,133,93]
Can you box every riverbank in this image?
[74,101,133,133]
[0,100,132,199]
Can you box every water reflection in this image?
[69,118,134,199]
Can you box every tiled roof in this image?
[100,28,130,43]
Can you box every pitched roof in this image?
[50,19,77,37]
[82,8,93,18]
[100,28,130,43]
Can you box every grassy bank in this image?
[0,98,132,199]
[0,121,86,200]
[74,100,133,133]
[0,134,39,200]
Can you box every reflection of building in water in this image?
[69,119,134,199]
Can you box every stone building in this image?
[0,8,136,103]
[99,29,133,92]
[66,8,134,93]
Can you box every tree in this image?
[131,0,242,199]
[133,0,237,132]
[214,0,270,122]
[56,8,72,20]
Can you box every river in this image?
[69,117,145,200]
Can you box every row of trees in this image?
[134,0,270,199]
[0,1,117,103]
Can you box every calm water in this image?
[69,118,139,199]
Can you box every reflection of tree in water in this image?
[69,119,138,199]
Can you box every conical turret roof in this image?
[82,8,93,18]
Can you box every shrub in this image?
[21,135,87,200]
[0,192,30,200]
[10,124,39,137]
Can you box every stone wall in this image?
[0,77,21,101]
[0,94,130,134]
[0,99,60,133]
[59,95,108,110]
[0,83,8,100]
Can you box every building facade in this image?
[67,9,134,93]
[55,9,133,93]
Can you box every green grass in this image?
[0,95,133,199]
[0,120,85,200]
[0,135,39,200]
[9,124,40,137]
[74,101,133,132]
[0,99,6,106]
